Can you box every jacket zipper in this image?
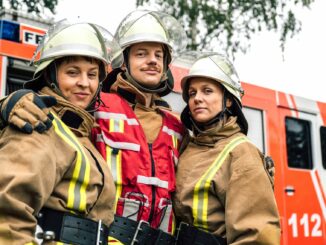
[148,143,156,224]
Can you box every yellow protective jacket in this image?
[173,116,281,244]
[0,87,116,245]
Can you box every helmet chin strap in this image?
[46,62,65,98]
[86,82,103,114]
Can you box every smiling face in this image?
[128,42,164,87]
[188,77,230,123]
[56,56,100,109]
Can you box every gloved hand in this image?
[0,89,57,134]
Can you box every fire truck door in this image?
[279,108,326,245]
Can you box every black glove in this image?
[0,89,57,134]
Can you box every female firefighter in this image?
[173,52,281,245]
[0,20,123,245]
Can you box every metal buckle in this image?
[131,220,150,245]
[175,221,189,242]
[96,219,103,245]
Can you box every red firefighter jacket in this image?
[93,86,185,233]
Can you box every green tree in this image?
[0,0,58,15]
[136,0,314,56]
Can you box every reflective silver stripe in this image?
[125,192,149,207]
[97,133,140,152]
[94,111,139,125]
[158,198,173,232]
[159,205,172,232]
[137,175,169,189]
[42,43,103,59]
[113,120,120,132]
[162,125,182,140]
[110,149,118,182]
[120,33,168,48]
[122,198,141,221]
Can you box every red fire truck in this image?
[0,10,325,245]
[0,9,50,97]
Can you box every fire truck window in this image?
[320,126,326,169]
[285,117,313,169]
[6,58,35,95]
[243,107,265,153]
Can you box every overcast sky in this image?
[55,0,326,102]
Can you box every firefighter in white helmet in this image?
[0,20,122,244]
[106,10,187,95]
[0,10,187,244]
[92,10,187,244]
[172,52,281,244]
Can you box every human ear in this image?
[226,98,233,108]
[121,63,127,71]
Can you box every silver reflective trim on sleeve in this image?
[97,133,140,151]
[41,43,103,59]
[162,125,182,140]
[137,175,169,189]
[95,111,139,125]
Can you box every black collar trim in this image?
[117,87,136,104]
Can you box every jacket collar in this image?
[191,116,241,147]
[39,87,94,137]
[110,73,171,110]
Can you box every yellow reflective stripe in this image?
[120,120,124,133]
[108,236,124,244]
[106,146,123,210]
[172,135,178,149]
[26,241,68,244]
[193,136,248,230]
[109,118,124,133]
[172,214,176,235]
[109,118,115,132]
[52,113,90,212]
[106,118,124,210]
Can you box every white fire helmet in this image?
[112,10,187,96]
[30,18,123,83]
[174,51,248,134]
[178,51,244,104]
[115,10,187,57]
